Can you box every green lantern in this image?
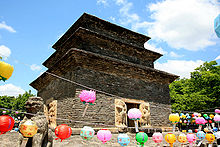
[136,132,148,146]
[203,114,208,118]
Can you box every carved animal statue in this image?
[17,97,53,147]
[139,102,151,127]
[115,99,127,127]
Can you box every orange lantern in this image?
[0,60,14,82]
[165,133,176,147]
[0,115,14,135]
[178,133,187,144]
[205,133,215,145]
[19,120,38,137]
[55,124,72,142]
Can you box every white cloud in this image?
[147,0,219,51]
[169,51,183,58]
[115,0,126,5]
[30,64,42,71]
[144,42,167,55]
[109,16,116,22]
[97,0,108,6]
[0,21,16,33]
[0,45,11,59]
[0,84,25,96]
[214,55,220,60]
[155,60,204,79]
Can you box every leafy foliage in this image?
[0,90,34,117]
[170,61,220,112]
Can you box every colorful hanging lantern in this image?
[128,108,142,132]
[80,126,95,140]
[195,129,198,133]
[209,114,214,119]
[195,117,206,131]
[79,90,96,117]
[117,133,130,146]
[169,113,180,132]
[19,120,38,137]
[213,127,218,132]
[215,109,220,114]
[214,14,220,38]
[196,131,205,146]
[186,133,196,147]
[55,124,72,142]
[177,133,187,144]
[205,133,215,145]
[0,60,14,82]
[136,131,148,146]
[214,114,220,129]
[0,115,15,135]
[152,132,163,144]
[97,129,112,144]
[165,133,176,147]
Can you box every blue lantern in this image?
[196,131,205,140]
[80,126,95,140]
[214,14,220,38]
[118,133,130,146]
[213,127,218,132]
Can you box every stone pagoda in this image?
[30,13,178,131]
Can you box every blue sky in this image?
[0,0,219,96]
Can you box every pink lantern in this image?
[97,129,112,144]
[196,117,206,131]
[214,114,220,129]
[215,109,220,114]
[15,111,19,114]
[128,108,142,132]
[79,90,96,117]
[186,133,196,147]
[152,132,163,145]
[184,120,187,124]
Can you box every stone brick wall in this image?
[38,66,171,127]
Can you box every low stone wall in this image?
[0,132,217,147]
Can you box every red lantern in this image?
[55,124,72,142]
[195,129,198,133]
[209,120,212,124]
[0,115,15,135]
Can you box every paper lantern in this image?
[55,124,72,142]
[195,129,198,133]
[213,127,218,132]
[128,108,142,132]
[152,132,163,144]
[214,114,220,122]
[206,133,215,144]
[14,127,19,132]
[165,133,176,147]
[203,114,208,118]
[80,126,95,140]
[208,120,212,124]
[97,129,112,144]
[0,61,14,82]
[215,109,220,114]
[197,131,205,140]
[195,117,206,125]
[19,120,38,137]
[136,132,148,146]
[79,90,96,117]
[0,115,15,135]
[169,113,179,132]
[118,133,130,146]
[186,133,196,147]
[169,113,180,124]
[209,114,214,119]
[214,14,220,38]
[178,133,187,144]
[184,120,187,124]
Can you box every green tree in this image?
[0,90,34,116]
[170,61,220,112]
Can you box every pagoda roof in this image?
[30,48,179,91]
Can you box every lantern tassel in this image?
[197,140,203,146]
[134,120,139,132]
[199,125,202,131]
[82,104,89,117]
[170,143,173,147]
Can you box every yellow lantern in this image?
[178,133,187,143]
[165,133,176,147]
[0,61,14,81]
[209,114,214,119]
[169,114,180,124]
[204,128,209,133]
[205,133,215,144]
[19,120,38,137]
